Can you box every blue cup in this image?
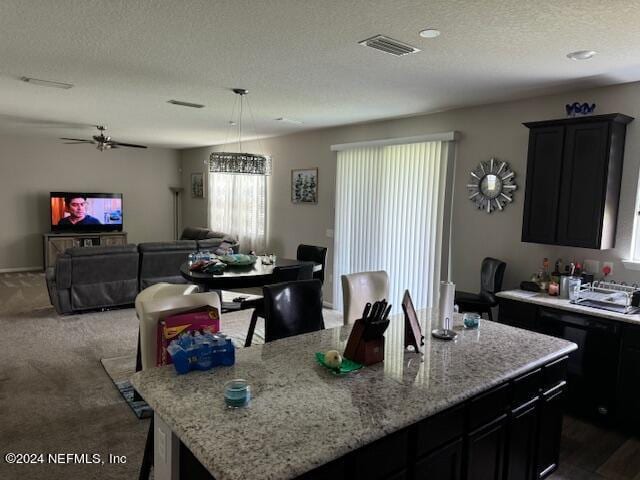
[463,313,480,329]
[224,379,250,408]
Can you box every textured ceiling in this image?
[0,0,639,149]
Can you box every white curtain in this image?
[208,173,266,253]
[333,141,452,313]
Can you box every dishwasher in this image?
[538,308,621,422]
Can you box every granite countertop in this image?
[131,310,576,480]
[497,289,640,325]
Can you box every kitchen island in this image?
[131,310,576,480]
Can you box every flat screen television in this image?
[50,192,123,233]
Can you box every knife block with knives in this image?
[343,300,391,366]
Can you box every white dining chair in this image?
[341,271,389,325]
[135,283,220,370]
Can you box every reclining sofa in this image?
[46,227,238,314]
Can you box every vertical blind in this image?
[208,173,266,253]
[333,141,451,313]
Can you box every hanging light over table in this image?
[208,88,272,175]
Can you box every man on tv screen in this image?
[58,196,102,226]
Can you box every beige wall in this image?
[0,134,181,270]
[182,81,640,304]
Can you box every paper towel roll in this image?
[438,281,455,331]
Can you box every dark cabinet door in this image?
[536,383,566,479]
[617,326,640,432]
[521,126,564,244]
[414,438,462,480]
[506,398,539,480]
[522,114,632,249]
[498,298,538,331]
[556,122,610,248]
[466,415,507,480]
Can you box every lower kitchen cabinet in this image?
[617,325,640,432]
[536,382,566,478]
[506,398,539,480]
[414,438,462,480]
[466,415,508,480]
[498,298,638,431]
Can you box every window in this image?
[208,173,266,252]
[628,171,640,264]
[333,137,455,312]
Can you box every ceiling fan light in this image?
[21,76,74,89]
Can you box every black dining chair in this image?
[454,257,506,321]
[297,244,327,284]
[244,263,314,347]
[263,279,325,342]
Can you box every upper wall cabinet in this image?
[522,113,634,249]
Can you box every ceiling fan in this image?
[61,126,147,151]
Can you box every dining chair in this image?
[136,286,220,371]
[296,244,328,284]
[135,285,220,480]
[454,257,506,321]
[243,263,314,347]
[263,279,325,342]
[341,270,389,325]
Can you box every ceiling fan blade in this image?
[111,141,148,149]
[64,141,94,144]
[60,137,92,142]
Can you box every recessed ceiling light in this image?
[419,28,440,39]
[21,76,74,89]
[566,50,597,60]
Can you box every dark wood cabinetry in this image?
[522,114,633,249]
[414,438,462,480]
[536,383,566,478]
[499,298,639,433]
[617,325,640,432]
[521,126,564,244]
[506,398,539,480]
[466,415,508,480]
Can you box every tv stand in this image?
[43,231,128,269]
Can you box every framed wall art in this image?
[191,172,205,198]
[291,168,318,204]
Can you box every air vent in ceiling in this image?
[358,35,421,56]
[167,99,205,108]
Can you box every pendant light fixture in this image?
[207,88,272,175]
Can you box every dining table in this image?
[180,257,322,291]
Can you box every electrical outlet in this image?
[326,229,334,238]
[603,261,614,277]
[584,259,600,274]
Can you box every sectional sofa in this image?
[45,228,238,315]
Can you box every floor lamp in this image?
[169,187,183,240]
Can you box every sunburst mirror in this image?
[467,158,517,213]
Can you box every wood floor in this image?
[550,415,640,479]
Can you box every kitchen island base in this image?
[154,355,569,480]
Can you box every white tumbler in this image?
[432,281,458,340]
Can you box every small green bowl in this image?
[218,254,257,267]
[315,352,363,375]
